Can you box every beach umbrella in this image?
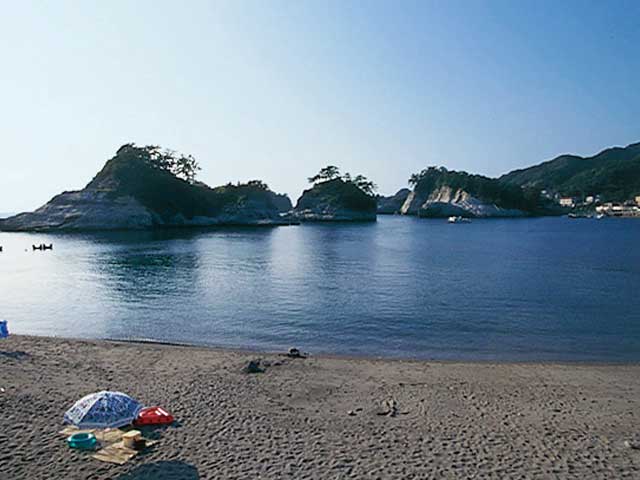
[64,391,142,429]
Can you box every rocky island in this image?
[376,188,411,214]
[291,166,377,222]
[0,144,293,231]
[375,141,640,218]
[380,167,541,218]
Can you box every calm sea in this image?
[1,216,639,361]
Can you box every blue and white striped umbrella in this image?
[64,391,142,429]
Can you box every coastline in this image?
[2,335,639,479]
[101,335,640,366]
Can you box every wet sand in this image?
[1,335,639,479]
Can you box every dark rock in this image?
[286,347,307,359]
[291,178,377,222]
[377,189,411,214]
[267,192,293,213]
[242,359,264,374]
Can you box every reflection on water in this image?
[1,217,639,361]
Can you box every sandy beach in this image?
[1,335,639,479]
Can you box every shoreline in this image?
[2,334,639,478]
[3,212,639,234]
[16,333,640,366]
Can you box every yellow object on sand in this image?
[122,430,141,449]
[91,438,158,465]
[60,425,157,465]
[60,426,122,444]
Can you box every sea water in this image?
[1,216,639,361]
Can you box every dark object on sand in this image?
[133,438,147,451]
[378,398,399,417]
[625,439,640,450]
[32,243,53,251]
[286,347,307,359]
[243,359,264,374]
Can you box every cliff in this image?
[401,185,528,217]
[292,178,377,222]
[402,167,539,218]
[0,145,292,231]
[377,189,411,214]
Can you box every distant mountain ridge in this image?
[500,142,640,200]
[377,141,640,217]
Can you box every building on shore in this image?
[559,197,579,208]
[596,202,640,217]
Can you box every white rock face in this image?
[401,185,527,218]
[400,191,423,216]
[0,190,293,231]
[0,191,156,231]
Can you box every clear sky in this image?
[1,0,639,212]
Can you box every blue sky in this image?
[1,0,639,211]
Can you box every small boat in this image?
[448,216,470,224]
[596,213,605,220]
[32,243,53,251]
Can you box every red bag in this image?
[134,406,174,426]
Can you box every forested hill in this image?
[0,144,293,231]
[409,166,541,213]
[499,142,640,200]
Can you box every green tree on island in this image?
[352,174,377,196]
[244,180,270,190]
[117,143,201,183]
[308,165,341,183]
[308,166,377,196]
[407,165,541,212]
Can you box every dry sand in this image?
[1,335,639,479]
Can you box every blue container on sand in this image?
[0,320,8,339]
